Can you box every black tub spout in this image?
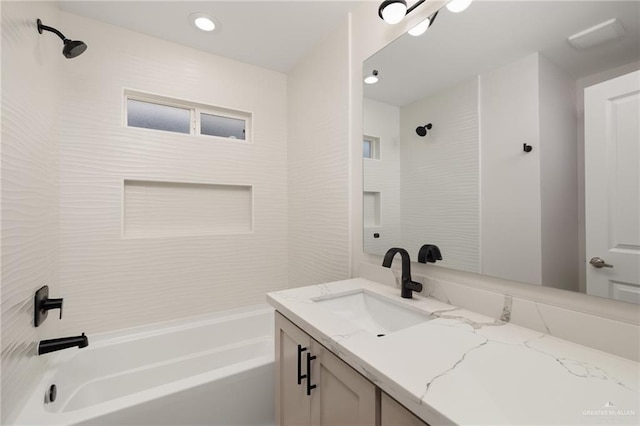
[38,333,88,355]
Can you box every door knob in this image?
[589,257,613,268]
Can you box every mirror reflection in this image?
[362,1,640,303]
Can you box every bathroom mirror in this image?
[362,1,640,303]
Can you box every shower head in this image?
[416,123,432,137]
[37,18,87,59]
[63,40,87,59]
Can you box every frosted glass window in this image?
[363,140,372,158]
[200,113,246,140]
[363,136,380,159]
[127,99,191,134]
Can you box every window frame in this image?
[123,89,253,143]
[363,135,380,160]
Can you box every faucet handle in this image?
[418,244,443,263]
[41,298,63,319]
[34,286,64,327]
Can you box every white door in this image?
[585,70,640,303]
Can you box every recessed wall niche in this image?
[123,180,253,238]
[363,191,381,227]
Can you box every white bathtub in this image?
[15,305,275,426]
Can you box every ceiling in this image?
[59,1,364,73]
[364,1,640,107]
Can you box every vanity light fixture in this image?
[408,11,438,36]
[364,70,379,85]
[379,0,471,26]
[416,123,432,137]
[446,0,474,13]
[378,0,426,25]
[189,13,219,32]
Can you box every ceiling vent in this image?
[568,18,625,49]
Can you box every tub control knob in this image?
[34,285,64,327]
[45,384,57,404]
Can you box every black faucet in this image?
[418,244,442,264]
[382,248,423,299]
[38,333,88,355]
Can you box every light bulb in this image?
[408,17,431,36]
[446,0,473,13]
[195,17,215,31]
[380,1,407,24]
[189,13,218,32]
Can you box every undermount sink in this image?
[313,290,432,336]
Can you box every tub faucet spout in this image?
[382,248,423,299]
[38,333,88,355]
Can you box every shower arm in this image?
[37,19,68,41]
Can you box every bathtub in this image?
[15,305,275,426]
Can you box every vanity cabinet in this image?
[380,392,428,426]
[275,312,376,426]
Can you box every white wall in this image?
[400,78,479,272]
[363,98,400,255]
[479,53,542,284]
[479,53,580,288]
[56,12,289,335]
[539,55,578,291]
[1,2,60,423]
[287,19,351,286]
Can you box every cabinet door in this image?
[310,343,376,426]
[380,392,428,426]
[275,312,313,426]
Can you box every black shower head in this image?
[37,18,87,59]
[63,39,87,59]
[416,123,432,137]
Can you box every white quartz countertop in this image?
[267,278,639,425]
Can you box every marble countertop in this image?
[267,278,639,425]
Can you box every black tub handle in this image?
[297,345,307,385]
[306,352,317,396]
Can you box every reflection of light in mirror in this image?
[446,0,473,13]
[364,70,379,84]
[408,16,431,36]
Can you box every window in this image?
[125,91,251,142]
[363,135,380,159]
[200,113,246,140]
[127,99,191,134]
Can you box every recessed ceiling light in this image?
[189,13,219,33]
[364,70,379,85]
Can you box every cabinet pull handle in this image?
[297,345,307,385]
[306,352,317,396]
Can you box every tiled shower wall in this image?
[287,19,351,286]
[1,2,60,423]
[55,11,289,336]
